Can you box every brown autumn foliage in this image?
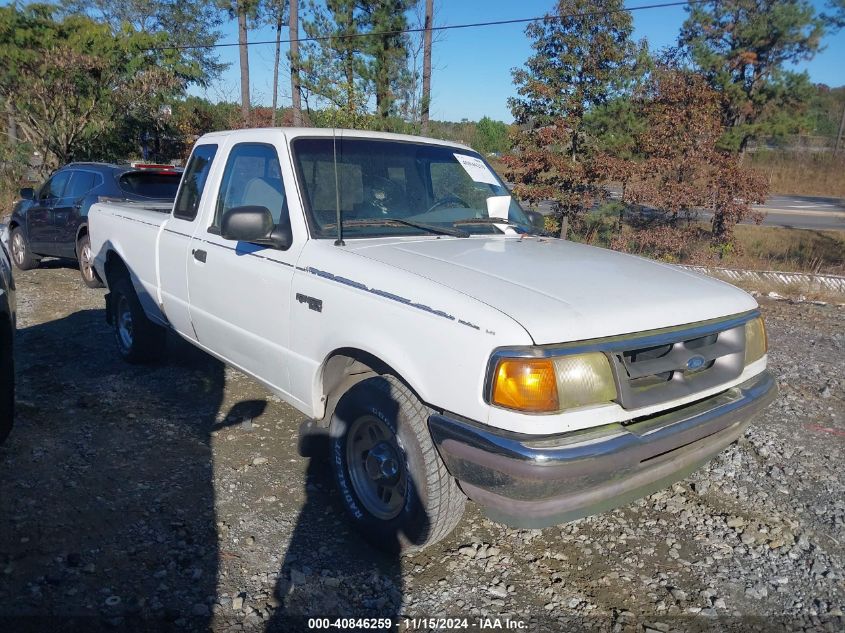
[600,68,768,261]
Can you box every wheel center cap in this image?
[365,442,399,483]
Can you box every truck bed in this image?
[88,201,172,326]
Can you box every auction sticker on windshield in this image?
[454,153,499,185]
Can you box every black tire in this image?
[330,375,466,553]
[9,227,39,271]
[0,317,13,445]
[77,233,104,289]
[110,275,166,364]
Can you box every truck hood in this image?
[344,236,758,344]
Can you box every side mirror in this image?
[220,205,292,250]
[19,187,34,200]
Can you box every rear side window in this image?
[119,171,181,200]
[213,143,286,228]
[65,172,99,199]
[173,144,218,221]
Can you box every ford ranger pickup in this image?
[88,128,777,551]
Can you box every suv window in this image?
[65,171,99,199]
[119,171,181,199]
[39,171,71,201]
[173,144,217,221]
[213,143,287,228]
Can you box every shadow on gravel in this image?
[267,390,427,633]
[0,307,243,632]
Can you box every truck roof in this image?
[197,127,474,152]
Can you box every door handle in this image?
[192,249,207,263]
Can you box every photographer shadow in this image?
[0,306,258,632]
[266,385,430,633]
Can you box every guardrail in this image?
[677,265,845,294]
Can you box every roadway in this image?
[525,193,845,231]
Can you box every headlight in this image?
[744,317,767,365]
[490,352,617,413]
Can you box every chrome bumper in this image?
[428,371,777,528]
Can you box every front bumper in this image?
[429,371,777,528]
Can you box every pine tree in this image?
[679,0,826,152]
[505,0,645,239]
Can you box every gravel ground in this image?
[0,264,843,633]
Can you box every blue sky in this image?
[192,0,845,122]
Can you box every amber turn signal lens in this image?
[491,359,559,413]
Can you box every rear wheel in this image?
[110,275,165,363]
[330,375,466,552]
[77,234,104,288]
[9,227,39,271]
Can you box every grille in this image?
[611,324,746,411]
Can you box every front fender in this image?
[288,243,533,423]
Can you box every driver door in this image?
[186,139,304,397]
[27,171,71,254]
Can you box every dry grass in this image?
[726,225,845,275]
[748,151,845,197]
[709,275,844,304]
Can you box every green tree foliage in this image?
[679,0,826,152]
[473,116,510,155]
[505,0,646,238]
[806,84,845,137]
[299,0,414,127]
[0,3,183,169]
[63,0,227,85]
[823,0,845,29]
[300,0,369,124]
[360,0,412,120]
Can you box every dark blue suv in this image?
[8,163,181,287]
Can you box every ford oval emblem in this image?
[687,355,706,371]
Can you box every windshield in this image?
[291,137,533,238]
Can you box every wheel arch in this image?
[75,223,89,245]
[103,249,130,286]
[316,346,429,427]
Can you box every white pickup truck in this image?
[89,128,776,551]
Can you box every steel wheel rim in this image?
[116,295,134,350]
[346,414,407,520]
[11,233,24,265]
[80,243,93,280]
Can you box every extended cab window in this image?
[173,144,217,221]
[213,143,287,229]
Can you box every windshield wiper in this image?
[452,217,532,232]
[323,218,469,238]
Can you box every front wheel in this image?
[9,227,39,271]
[330,375,466,553]
[110,275,166,364]
[77,234,104,288]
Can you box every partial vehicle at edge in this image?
[0,224,16,444]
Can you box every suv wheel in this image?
[77,234,104,288]
[9,227,39,271]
